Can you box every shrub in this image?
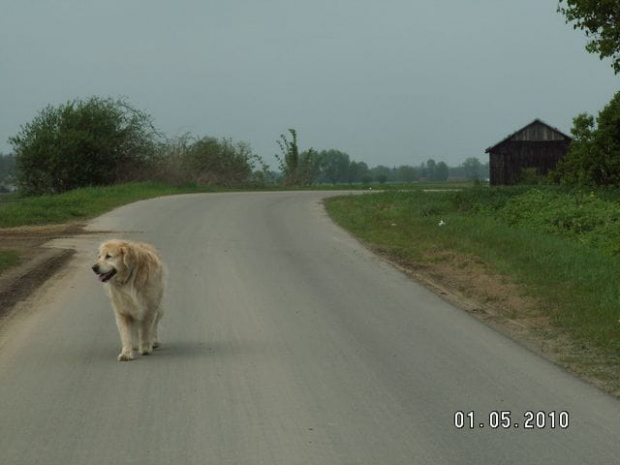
[10,97,159,195]
[451,186,532,214]
[185,137,257,186]
[150,134,262,186]
[498,188,620,254]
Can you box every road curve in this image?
[1,191,619,464]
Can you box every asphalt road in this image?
[1,191,620,464]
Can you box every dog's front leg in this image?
[115,313,135,361]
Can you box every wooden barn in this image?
[485,119,572,186]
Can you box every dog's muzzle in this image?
[92,264,117,283]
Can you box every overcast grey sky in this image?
[1,0,618,169]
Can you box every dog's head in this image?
[92,240,133,284]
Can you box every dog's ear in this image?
[120,245,135,269]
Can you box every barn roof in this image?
[485,119,572,153]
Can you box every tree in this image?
[275,129,321,186]
[10,96,158,195]
[558,0,620,74]
[462,157,483,181]
[419,159,449,181]
[425,159,437,181]
[396,165,418,183]
[0,153,16,184]
[435,161,449,181]
[370,165,393,184]
[552,91,620,186]
[298,149,322,186]
[320,150,350,184]
[347,161,369,184]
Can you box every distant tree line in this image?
[314,152,488,185]
[0,153,16,182]
[0,153,16,192]
[7,96,491,196]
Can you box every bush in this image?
[184,137,258,186]
[451,186,532,213]
[499,188,620,255]
[151,134,262,186]
[10,97,159,195]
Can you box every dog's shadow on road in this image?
[151,340,261,360]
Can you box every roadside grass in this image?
[0,180,458,229]
[0,182,224,228]
[325,189,620,356]
[0,250,19,274]
[0,181,337,228]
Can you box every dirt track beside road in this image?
[0,224,83,319]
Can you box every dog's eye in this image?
[105,254,112,259]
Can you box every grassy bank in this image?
[0,182,226,228]
[325,187,620,357]
[0,181,451,229]
[0,250,19,274]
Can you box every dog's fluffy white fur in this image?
[92,239,165,361]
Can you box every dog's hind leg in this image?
[151,309,163,349]
[131,324,139,351]
[138,311,156,355]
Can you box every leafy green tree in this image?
[462,157,483,181]
[320,150,350,184]
[360,174,373,185]
[10,96,158,195]
[396,165,418,183]
[558,0,620,73]
[275,129,321,186]
[552,91,620,186]
[299,149,322,186]
[435,161,449,181]
[347,161,369,184]
[276,129,299,185]
[370,165,393,184]
[420,159,449,181]
[425,159,437,181]
[0,153,16,184]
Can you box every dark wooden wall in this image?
[489,140,571,186]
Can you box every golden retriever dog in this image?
[92,239,165,361]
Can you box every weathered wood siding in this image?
[509,123,567,142]
[487,120,571,186]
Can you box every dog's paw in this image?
[152,341,160,350]
[139,343,153,356]
[118,352,134,362]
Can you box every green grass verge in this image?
[0,181,456,229]
[0,182,226,228]
[325,189,620,355]
[0,250,19,274]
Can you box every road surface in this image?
[1,191,619,464]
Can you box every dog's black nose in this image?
[92,264,99,273]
